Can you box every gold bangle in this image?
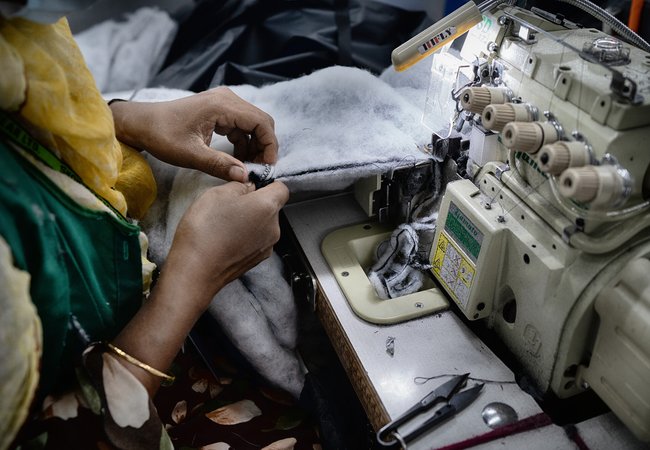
[106,343,175,384]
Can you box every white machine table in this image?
[283,192,645,449]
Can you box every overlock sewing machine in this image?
[308,0,648,446]
[387,0,650,443]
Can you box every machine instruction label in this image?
[445,202,483,263]
[432,231,476,308]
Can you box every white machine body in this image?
[427,5,650,442]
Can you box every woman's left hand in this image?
[110,87,278,183]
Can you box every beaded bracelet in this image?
[106,342,175,384]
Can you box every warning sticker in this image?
[432,231,476,309]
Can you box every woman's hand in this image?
[164,180,289,311]
[112,180,289,394]
[110,87,278,183]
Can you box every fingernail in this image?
[229,166,246,181]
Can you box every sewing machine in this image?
[426,3,650,443]
[301,1,650,446]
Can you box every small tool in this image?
[376,373,484,446]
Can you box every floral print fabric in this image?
[14,342,320,450]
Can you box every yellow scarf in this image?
[0,17,155,220]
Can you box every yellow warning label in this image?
[432,231,476,308]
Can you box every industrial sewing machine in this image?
[320,0,650,444]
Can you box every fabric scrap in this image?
[75,7,177,93]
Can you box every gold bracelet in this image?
[106,343,175,384]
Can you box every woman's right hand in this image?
[163,180,289,312]
[112,180,288,394]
